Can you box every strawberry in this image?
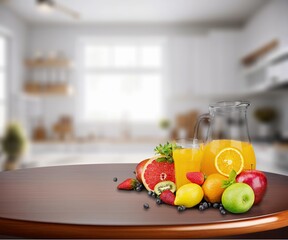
[160,190,175,206]
[186,172,205,185]
[117,178,138,190]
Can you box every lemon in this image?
[174,183,204,208]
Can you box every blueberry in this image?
[220,210,227,215]
[136,186,142,192]
[208,202,212,208]
[113,177,118,182]
[152,192,157,198]
[203,202,208,209]
[143,203,149,209]
[199,205,205,211]
[136,182,143,188]
[177,205,186,212]
[137,183,143,189]
[148,191,153,196]
[156,198,162,205]
[213,203,219,209]
[219,206,224,211]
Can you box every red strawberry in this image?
[186,172,205,185]
[160,190,175,206]
[117,178,138,190]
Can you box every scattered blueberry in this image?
[177,205,186,212]
[113,177,118,182]
[156,198,162,205]
[198,205,205,211]
[219,206,224,211]
[203,202,208,209]
[143,203,149,209]
[152,192,157,198]
[148,191,153,196]
[208,202,212,208]
[136,182,143,187]
[136,186,143,192]
[213,203,220,209]
[135,183,143,190]
[220,209,227,215]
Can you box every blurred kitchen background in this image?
[0,0,287,175]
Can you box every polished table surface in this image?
[0,164,287,238]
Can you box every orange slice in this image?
[215,147,244,177]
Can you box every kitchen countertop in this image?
[20,141,288,176]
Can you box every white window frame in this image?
[76,36,167,125]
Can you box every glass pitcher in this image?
[194,101,256,177]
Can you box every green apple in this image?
[222,183,255,214]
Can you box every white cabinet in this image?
[239,0,288,94]
[253,143,288,176]
[24,142,154,168]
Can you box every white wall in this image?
[0,6,27,128]
[241,0,288,57]
[26,24,241,138]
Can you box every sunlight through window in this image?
[80,38,165,123]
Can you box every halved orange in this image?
[215,147,244,177]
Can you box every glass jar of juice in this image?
[173,139,204,189]
[194,101,256,177]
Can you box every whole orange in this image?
[202,173,228,203]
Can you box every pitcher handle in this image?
[193,113,211,141]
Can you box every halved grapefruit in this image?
[141,156,175,192]
[135,159,149,183]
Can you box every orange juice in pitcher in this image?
[201,139,256,176]
[194,101,256,177]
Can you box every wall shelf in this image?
[25,59,72,68]
[24,57,73,96]
[24,83,73,96]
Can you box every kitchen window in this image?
[79,37,165,123]
[0,35,7,136]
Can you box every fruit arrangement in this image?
[116,142,268,215]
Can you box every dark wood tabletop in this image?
[0,164,287,239]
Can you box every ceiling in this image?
[3,0,266,25]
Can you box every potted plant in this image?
[159,118,171,139]
[254,107,277,140]
[2,122,27,171]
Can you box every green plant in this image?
[254,108,277,123]
[2,122,27,161]
[159,119,170,129]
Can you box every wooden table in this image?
[0,164,287,239]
